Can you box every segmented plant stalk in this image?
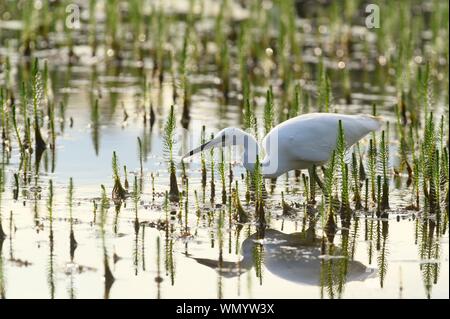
[379,130,390,210]
[201,125,207,187]
[163,105,179,202]
[219,149,226,204]
[352,152,362,209]
[264,86,275,135]
[112,151,126,201]
[368,139,377,202]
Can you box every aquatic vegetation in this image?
[264,86,275,135]
[111,151,127,201]
[163,105,179,202]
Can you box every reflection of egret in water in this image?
[192,227,375,292]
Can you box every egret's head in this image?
[181,127,256,161]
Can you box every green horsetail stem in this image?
[289,83,303,119]
[264,86,275,135]
[369,139,377,202]
[379,130,390,210]
[201,125,207,187]
[219,148,226,204]
[112,151,126,201]
[11,103,24,154]
[123,165,129,190]
[233,181,248,224]
[32,59,47,155]
[209,133,215,201]
[318,58,331,113]
[352,153,362,209]
[163,105,179,202]
[302,173,310,202]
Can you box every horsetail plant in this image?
[219,149,227,204]
[264,86,275,135]
[163,105,179,202]
[112,151,127,201]
[378,130,390,210]
[209,133,216,201]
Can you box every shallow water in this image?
[0,0,448,299]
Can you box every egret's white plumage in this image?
[182,113,382,178]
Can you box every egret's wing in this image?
[269,113,381,164]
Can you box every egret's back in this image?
[264,113,382,169]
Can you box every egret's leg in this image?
[308,166,316,203]
[308,166,324,191]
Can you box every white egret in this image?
[182,113,382,178]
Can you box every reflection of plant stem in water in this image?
[47,180,55,299]
[228,195,232,254]
[326,245,335,299]
[377,219,389,288]
[0,232,4,298]
[418,216,441,298]
[350,215,359,260]
[68,178,77,262]
[217,209,224,299]
[113,201,121,235]
[338,216,350,297]
[184,180,189,236]
[169,231,175,286]
[163,192,175,285]
[252,227,265,286]
[155,236,162,299]
[141,225,145,271]
[367,212,374,265]
[0,171,5,298]
[100,185,114,299]
[133,176,140,276]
